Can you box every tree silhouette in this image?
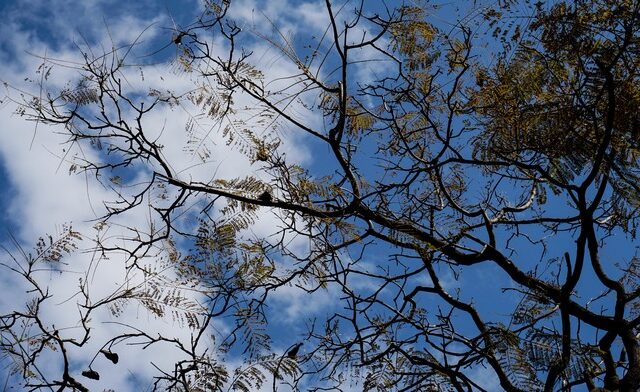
[6,0,640,390]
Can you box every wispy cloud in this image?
[0,0,342,389]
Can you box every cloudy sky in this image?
[0,0,583,390]
[0,0,353,390]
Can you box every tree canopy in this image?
[4,0,640,391]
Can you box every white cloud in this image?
[0,0,444,390]
[0,0,335,389]
[0,4,214,391]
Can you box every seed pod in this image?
[101,349,119,364]
[287,343,303,359]
[81,369,100,380]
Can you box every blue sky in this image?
[0,0,628,391]
[0,0,373,390]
